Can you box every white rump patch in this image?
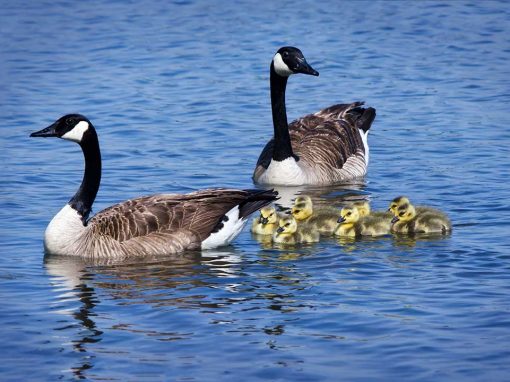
[359,128,369,166]
[201,206,247,249]
[44,204,86,255]
[273,53,293,77]
[256,157,305,186]
[62,120,89,143]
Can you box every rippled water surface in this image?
[1,0,510,380]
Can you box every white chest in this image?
[257,157,306,186]
[44,204,87,255]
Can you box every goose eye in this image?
[347,212,352,216]
[285,223,290,227]
[294,209,300,213]
[66,118,75,126]
[283,51,289,58]
[269,213,274,217]
[399,212,405,217]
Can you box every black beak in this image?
[391,216,399,224]
[295,59,319,76]
[276,227,284,234]
[30,121,58,138]
[337,216,346,223]
[259,217,269,225]
[387,208,392,212]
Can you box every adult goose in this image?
[30,114,278,258]
[253,46,376,186]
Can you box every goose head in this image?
[276,216,298,235]
[338,206,360,224]
[388,196,411,215]
[391,203,416,224]
[291,195,313,221]
[30,114,94,144]
[258,206,278,225]
[272,47,319,78]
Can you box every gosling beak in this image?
[391,216,399,224]
[259,217,269,225]
[387,208,392,212]
[276,227,284,234]
[30,121,59,138]
[337,216,346,223]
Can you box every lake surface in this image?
[1,0,510,380]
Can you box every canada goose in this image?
[253,46,376,186]
[272,215,319,245]
[291,195,339,234]
[251,205,280,235]
[351,200,392,219]
[391,202,452,235]
[30,114,278,258]
[335,206,391,237]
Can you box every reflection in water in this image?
[271,182,367,210]
[44,248,316,377]
[391,232,452,249]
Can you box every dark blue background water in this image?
[1,0,510,380]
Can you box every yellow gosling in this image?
[391,202,452,234]
[291,195,340,234]
[388,196,444,217]
[272,215,319,245]
[334,206,391,237]
[251,205,279,235]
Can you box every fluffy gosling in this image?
[388,196,444,216]
[251,205,279,235]
[335,206,391,237]
[291,195,340,234]
[272,215,319,245]
[391,202,452,234]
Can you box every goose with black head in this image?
[30,114,278,258]
[253,46,376,186]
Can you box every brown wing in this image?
[255,102,376,171]
[88,189,278,244]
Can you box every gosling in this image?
[334,206,392,237]
[388,196,445,217]
[291,195,340,234]
[272,215,319,245]
[251,205,279,235]
[391,202,452,234]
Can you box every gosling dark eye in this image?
[294,209,301,213]
[399,212,405,217]
[269,213,274,217]
[347,212,352,216]
[285,223,290,227]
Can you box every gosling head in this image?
[352,201,371,217]
[30,114,94,145]
[338,206,361,224]
[292,195,313,221]
[391,203,416,224]
[388,196,411,215]
[276,216,298,235]
[272,47,319,78]
[258,206,278,225]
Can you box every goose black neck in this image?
[270,63,296,162]
[69,127,101,224]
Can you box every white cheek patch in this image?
[273,53,293,77]
[62,121,89,143]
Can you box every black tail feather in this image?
[239,189,279,219]
[356,107,376,133]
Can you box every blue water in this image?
[1,0,510,380]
